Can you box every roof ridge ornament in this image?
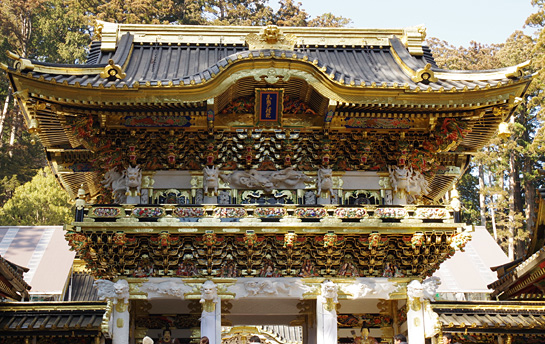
[100,59,126,81]
[245,25,297,51]
[6,51,34,72]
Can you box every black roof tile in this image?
[63,272,99,302]
[0,302,106,335]
[10,31,528,95]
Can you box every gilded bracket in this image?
[101,299,114,338]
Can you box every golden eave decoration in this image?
[246,25,297,51]
[100,59,126,80]
[412,64,437,84]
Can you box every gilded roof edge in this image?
[96,20,427,54]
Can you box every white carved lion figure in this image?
[125,165,142,196]
[203,166,220,195]
[102,168,127,203]
[200,280,219,304]
[244,280,260,296]
[388,165,411,193]
[321,280,338,303]
[317,168,333,195]
[94,279,130,305]
[407,170,431,201]
[422,276,441,301]
[407,280,424,300]
[141,280,192,299]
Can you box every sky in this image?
[276,0,537,47]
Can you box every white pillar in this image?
[201,302,221,344]
[94,279,131,344]
[112,301,130,344]
[407,280,426,344]
[316,280,338,344]
[200,280,222,344]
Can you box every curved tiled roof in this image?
[6,32,529,94]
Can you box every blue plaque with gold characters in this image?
[255,88,283,127]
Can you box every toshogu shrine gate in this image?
[2,21,533,344]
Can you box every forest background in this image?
[0,0,543,261]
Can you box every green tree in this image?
[272,0,309,27]
[428,30,536,260]
[205,0,272,26]
[0,168,73,225]
[308,12,351,27]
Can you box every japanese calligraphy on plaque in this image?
[255,88,283,127]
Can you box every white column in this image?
[112,301,130,344]
[200,280,222,344]
[201,302,221,344]
[94,279,131,344]
[316,280,338,344]
[407,280,425,344]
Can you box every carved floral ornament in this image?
[72,230,459,279]
[245,25,298,50]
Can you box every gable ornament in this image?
[246,25,297,51]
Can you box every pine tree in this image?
[0,168,73,225]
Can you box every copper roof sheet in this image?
[0,227,75,296]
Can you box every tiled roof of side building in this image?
[63,272,99,302]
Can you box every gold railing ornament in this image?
[246,25,297,51]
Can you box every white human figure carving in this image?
[203,166,220,195]
[125,165,142,196]
[317,168,333,195]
